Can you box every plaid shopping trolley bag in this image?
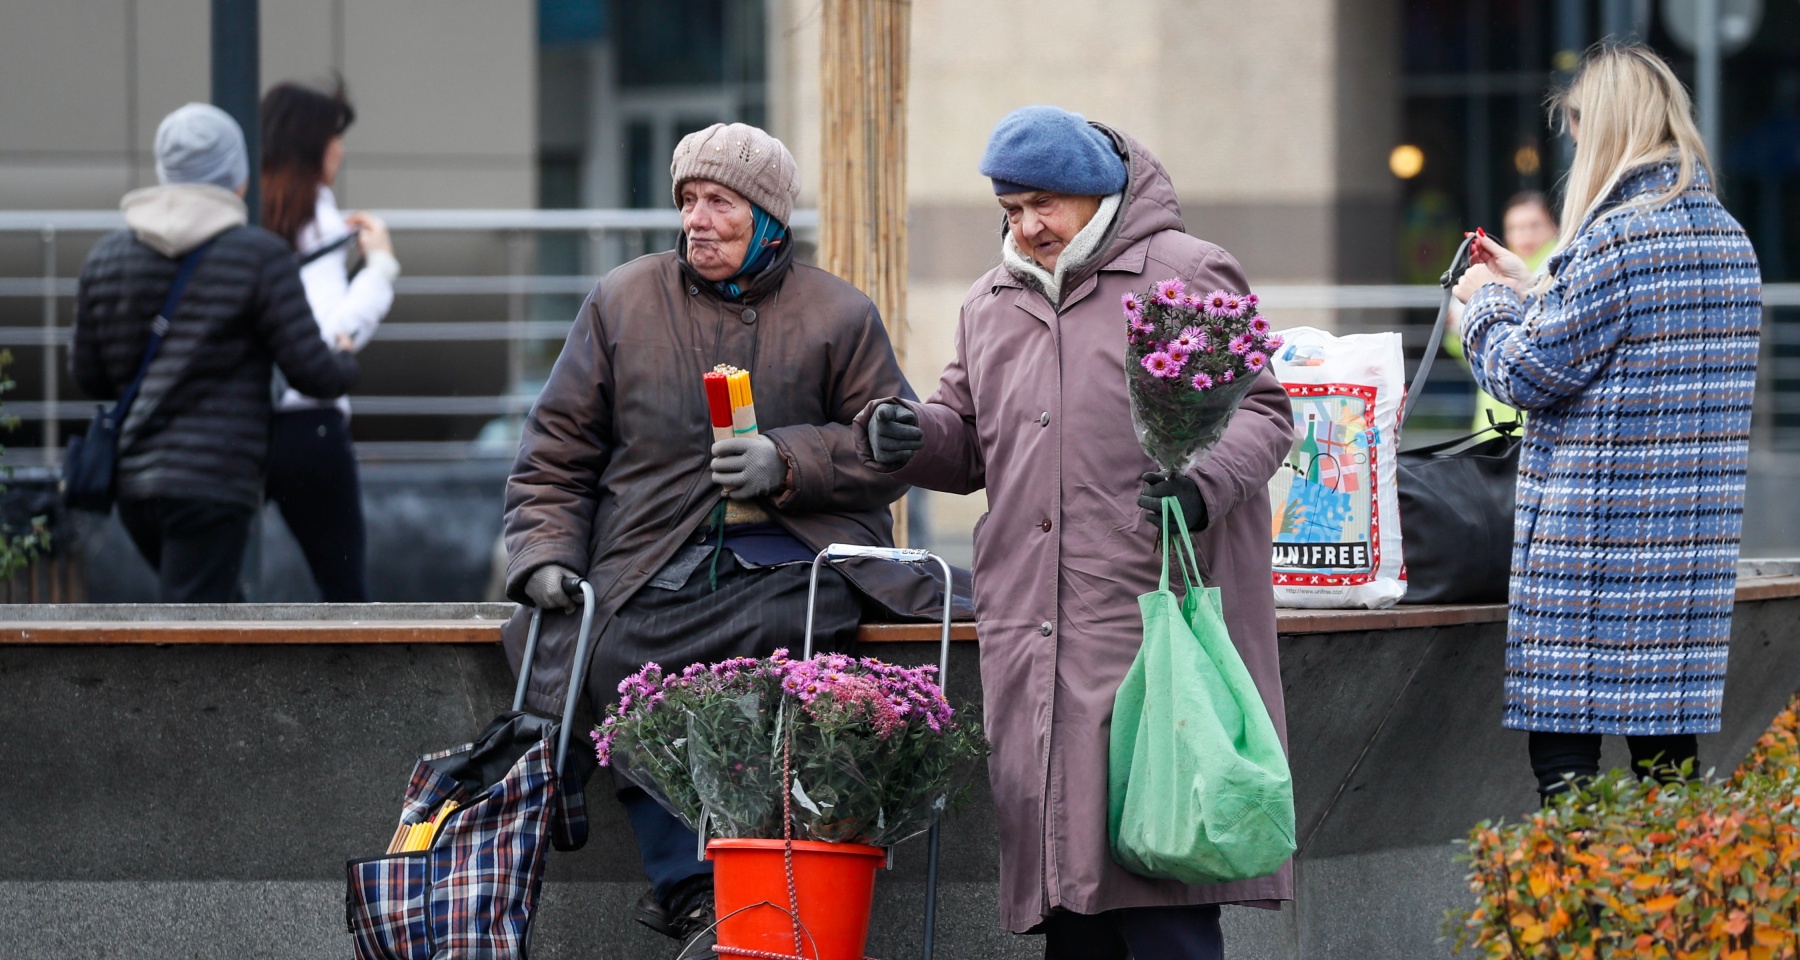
[347,577,598,960]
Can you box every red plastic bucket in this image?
[706,838,885,960]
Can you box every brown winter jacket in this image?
[501,243,954,716]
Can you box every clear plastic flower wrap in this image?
[594,650,986,847]
[1123,282,1284,473]
[780,658,985,846]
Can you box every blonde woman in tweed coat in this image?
[1451,43,1762,802]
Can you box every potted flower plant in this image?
[593,649,985,960]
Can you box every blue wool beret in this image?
[979,105,1127,196]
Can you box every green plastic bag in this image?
[1107,498,1296,884]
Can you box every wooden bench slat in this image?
[3,576,1794,645]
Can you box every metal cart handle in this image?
[511,575,598,779]
[803,544,955,681]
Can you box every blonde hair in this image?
[1535,43,1712,292]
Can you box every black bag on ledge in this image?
[1396,421,1521,604]
[1395,234,1522,605]
[62,241,213,513]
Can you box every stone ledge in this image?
[4,576,1797,645]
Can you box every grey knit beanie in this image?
[154,103,249,190]
[669,123,799,226]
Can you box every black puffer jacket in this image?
[73,184,357,509]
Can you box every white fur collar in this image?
[1001,192,1123,307]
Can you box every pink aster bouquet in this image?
[1123,280,1283,473]
[593,649,985,846]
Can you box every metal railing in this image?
[3,209,1796,462]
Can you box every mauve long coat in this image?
[854,128,1296,931]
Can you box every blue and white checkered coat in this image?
[1463,161,1762,735]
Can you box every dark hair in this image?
[260,81,355,247]
[1503,189,1557,225]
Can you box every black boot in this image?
[666,875,716,959]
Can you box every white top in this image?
[280,185,400,414]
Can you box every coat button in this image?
[1039,622,1053,636]
[741,308,757,324]
[1039,519,1052,532]
[688,285,699,295]
[1039,412,1050,427]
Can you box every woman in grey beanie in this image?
[71,103,355,602]
[154,103,249,191]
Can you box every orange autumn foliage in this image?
[1453,695,1800,958]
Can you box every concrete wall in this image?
[5,595,1797,958]
[0,0,536,211]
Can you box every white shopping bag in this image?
[1267,327,1406,609]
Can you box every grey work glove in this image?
[710,435,787,500]
[525,563,579,611]
[1138,471,1208,530]
[868,403,923,467]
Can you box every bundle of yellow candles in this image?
[386,799,460,854]
[705,365,759,440]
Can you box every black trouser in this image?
[266,408,369,602]
[1528,731,1699,800]
[117,497,256,602]
[1041,905,1224,960]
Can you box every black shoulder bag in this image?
[62,241,213,513]
[1395,235,1523,604]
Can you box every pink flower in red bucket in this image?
[1141,351,1185,379]
[1151,278,1187,307]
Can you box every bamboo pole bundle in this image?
[820,0,913,545]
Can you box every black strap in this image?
[109,240,214,425]
[296,230,357,268]
[1401,233,1476,427]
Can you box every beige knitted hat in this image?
[669,122,799,226]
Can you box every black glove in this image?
[868,403,923,466]
[1138,471,1208,530]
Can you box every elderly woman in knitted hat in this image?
[500,122,947,954]
[859,106,1295,959]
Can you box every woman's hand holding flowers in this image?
[1138,470,1207,530]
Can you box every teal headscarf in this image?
[711,204,788,301]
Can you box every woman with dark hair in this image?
[260,81,399,601]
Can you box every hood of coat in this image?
[999,123,1186,305]
[121,183,247,257]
